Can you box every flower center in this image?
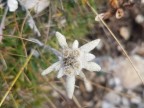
[62,49,81,76]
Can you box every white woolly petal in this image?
[31,49,39,58]
[80,39,100,53]
[57,68,64,78]
[22,0,50,14]
[56,32,68,48]
[7,0,18,12]
[28,38,44,46]
[83,62,101,71]
[95,13,105,21]
[54,61,61,71]
[83,53,95,61]
[27,17,41,36]
[72,40,79,49]
[44,46,62,60]
[34,0,50,14]
[66,76,75,99]
[41,61,61,76]
[75,70,81,75]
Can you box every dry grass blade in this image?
[0,51,34,107]
[73,96,82,108]
[44,4,51,45]
[13,13,28,57]
[0,71,19,108]
[86,2,144,86]
[13,13,32,84]
[4,35,42,44]
[0,53,7,70]
[43,94,57,108]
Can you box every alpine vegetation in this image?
[41,32,101,99]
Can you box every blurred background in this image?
[0,0,144,108]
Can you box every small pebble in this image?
[108,77,121,86]
[122,97,130,106]
[120,27,131,40]
[135,14,144,24]
[102,101,115,108]
[104,92,121,105]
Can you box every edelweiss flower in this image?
[7,0,50,13]
[21,0,50,14]
[7,0,18,12]
[42,32,101,99]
